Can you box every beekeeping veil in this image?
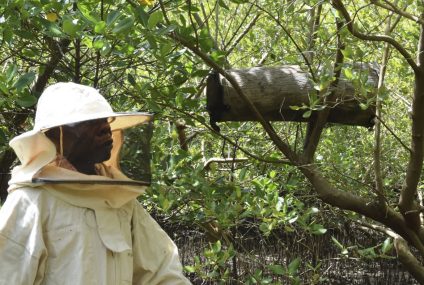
[7,82,153,252]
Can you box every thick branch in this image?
[374,14,393,204]
[399,21,424,226]
[332,0,419,73]
[300,163,424,257]
[395,237,424,284]
[33,38,71,94]
[302,19,345,162]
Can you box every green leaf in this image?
[310,224,327,235]
[77,3,99,23]
[106,10,121,27]
[99,40,112,56]
[14,72,36,91]
[175,93,184,107]
[331,236,344,250]
[199,28,214,52]
[184,265,196,273]
[0,82,10,95]
[112,16,134,34]
[343,68,353,80]
[381,238,393,254]
[212,240,221,252]
[235,186,241,198]
[16,94,37,107]
[259,222,271,234]
[127,73,137,87]
[63,17,80,36]
[148,10,163,29]
[160,42,173,56]
[302,110,312,118]
[0,128,7,144]
[218,0,230,10]
[287,257,301,275]
[292,276,301,285]
[6,64,18,83]
[135,6,150,27]
[93,38,106,49]
[238,168,247,180]
[147,100,162,112]
[45,22,64,37]
[359,103,368,110]
[268,264,285,275]
[358,247,377,259]
[94,21,106,34]
[341,47,353,59]
[191,69,210,77]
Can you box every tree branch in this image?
[371,0,424,25]
[203,158,248,171]
[332,0,419,74]
[375,114,412,154]
[253,3,316,82]
[33,38,71,94]
[399,17,424,231]
[302,19,345,162]
[395,237,424,284]
[374,13,394,205]
[169,32,299,163]
[226,13,261,55]
[158,102,291,165]
[163,4,424,261]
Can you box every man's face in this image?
[63,118,113,164]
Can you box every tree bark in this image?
[206,65,378,129]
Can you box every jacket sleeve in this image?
[0,190,47,285]
[131,201,191,285]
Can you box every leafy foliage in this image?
[1,0,423,283]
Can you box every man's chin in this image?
[95,150,112,164]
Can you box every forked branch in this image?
[332,0,419,73]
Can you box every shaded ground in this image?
[161,221,419,284]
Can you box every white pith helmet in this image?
[8,82,153,186]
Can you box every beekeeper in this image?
[0,82,191,284]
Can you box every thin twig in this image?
[375,114,412,154]
[332,0,419,74]
[371,0,424,25]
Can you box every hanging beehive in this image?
[206,65,378,131]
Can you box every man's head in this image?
[45,118,113,174]
[9,82,152,179]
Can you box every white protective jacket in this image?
[0,83,191,285]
